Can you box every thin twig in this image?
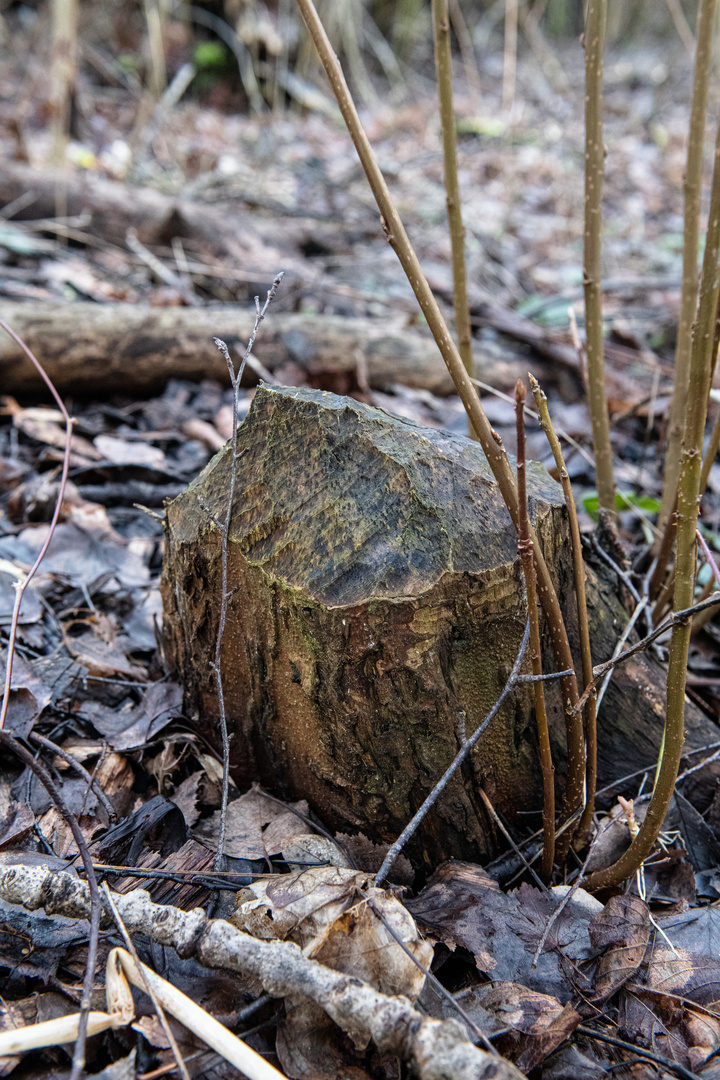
[29,732,117,825]
[102,883,191,1080]
[697,528,720,587]
[577,1025,703,1080]
[0,730,101,1079]
[574,591,720,716]
[432,0,474,393]
[583,0,615,514]
[375,620,531,886]
[656,0,716,543]
[363,893,498,1054]
[209,272,284,872]
[595,598,647,711]
[529,372,595,843]
[477,784,547,891]
[0,320,75,733]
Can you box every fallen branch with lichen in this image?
[0,863,523,1080]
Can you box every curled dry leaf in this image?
[234,865,433,1079]
[233,866,432,1000]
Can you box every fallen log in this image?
[161,385,718,868]
[0,162,292,268]
[0,300,456,396]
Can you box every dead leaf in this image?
[588,894,651,1002]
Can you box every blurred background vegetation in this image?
[0,0,705,121]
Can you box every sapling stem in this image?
[515,380,554,883]
[656,0,717,546]
[529,373,596,842]
[586,114,720,892]
[583,0,615,514]
[432,0,475,408]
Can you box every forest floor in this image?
[3,7,720,1080]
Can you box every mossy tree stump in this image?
[161,385,720,867]
[162,386,570,865]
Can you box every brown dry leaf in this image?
[93,434,167,470]
[233,866,431,999]
[262,805,314,857]
[80,682,183,752]
[6,400,101,462]
[276,997,372,1080]
[182,417,226,452]
[62,614,147,681]
[281,834,351,870]
[35,808,104,858]
[473,984,580,1073]
[194,786,309,859]
[620,978,720,1071]
[12,522,150,589]
[588,894,651,1002]
[336,830,414,887]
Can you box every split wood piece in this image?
[0,299,461,397]
[161,386,718,867]
[0,865,524,1080]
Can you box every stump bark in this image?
[161,385,719,867]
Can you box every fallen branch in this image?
[0,301,457,396]
[0,865,524,1080]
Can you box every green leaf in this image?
[193,42,228,71]
[583,491,660,522]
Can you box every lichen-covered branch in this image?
[0,865,524,1080]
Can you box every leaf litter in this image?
[3,7,720,1079]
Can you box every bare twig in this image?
[529,372,595,843]
[209,272,284,872]
[595,598,647,711]
[696,528,720,588]
[0,731,101,1079]
[583,0,615,514]
[502,0,518,115]
[0,320,75,734]
[375,620,531,887]
[574,591,720,716]
[432,0,475,395]
[477,785,546,891]
[29,732,117,825]
[656,0,716,545]
[363,893,497,1053]
[576,1025,703,1080]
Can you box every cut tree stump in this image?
[161,385,720,867]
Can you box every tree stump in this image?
[161,385,719,867]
